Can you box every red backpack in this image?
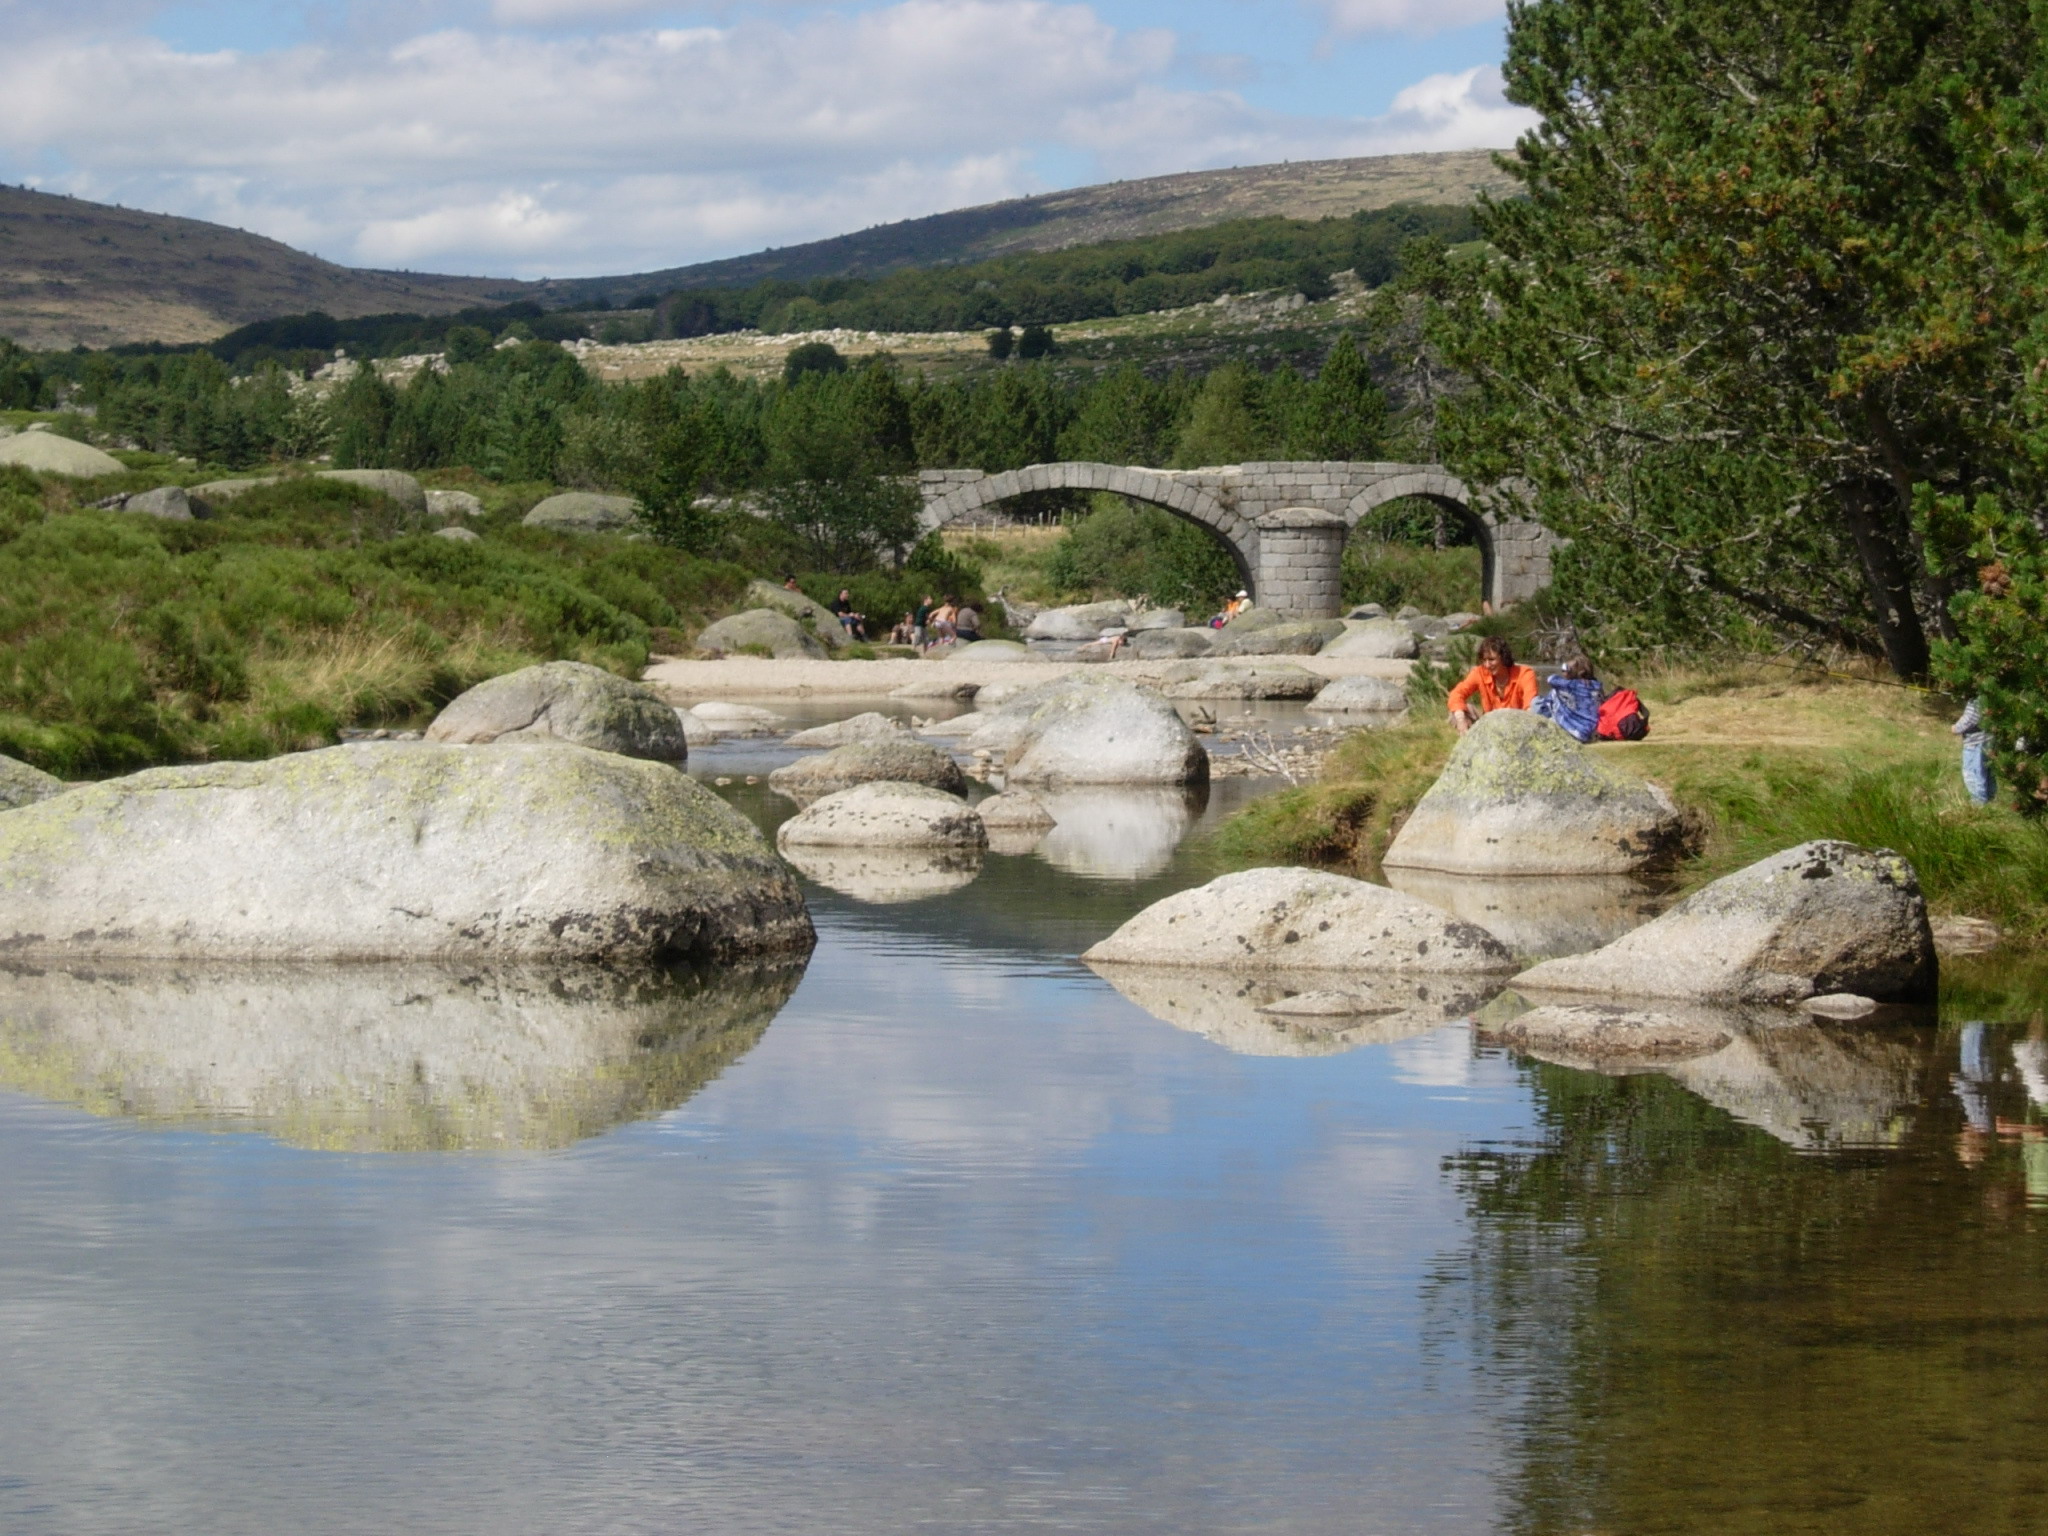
[1596,688,1650,741]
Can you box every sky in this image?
[0,0,1533,281]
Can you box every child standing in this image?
[1954,698,1994,805]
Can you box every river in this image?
[0,709,2042,1534]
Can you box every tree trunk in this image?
[1837,481,1931,679]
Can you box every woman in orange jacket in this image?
[1445,636,1538,733]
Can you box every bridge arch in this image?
[1344,470,1498,612]
[920,462,1257,589]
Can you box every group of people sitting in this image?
[1446,636,1648,743]
[785,577,981,650]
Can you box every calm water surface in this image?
[1,723,2045,1534]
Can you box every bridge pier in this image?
[1254,508,1347,619]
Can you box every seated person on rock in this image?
[1210,589,1252,628]
[1445,636,1539,735]
[953,599,983,645]
[890,612,917,646]
[1530,656,1604,743]
[831,589,868,641]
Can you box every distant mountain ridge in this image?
[0,186,537,351]
[0,151,1515,350]
[533,150,1516,306]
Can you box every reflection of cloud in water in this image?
[1388,1026,1481,1088]
[1033,787,1204,880]
[0,960,803,1152]
[1384,868,1671,960]
[780,845,983,903]
[1086,963,1499,1057]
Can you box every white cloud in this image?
[1306,0,1506,38]
[0,2,1531,279]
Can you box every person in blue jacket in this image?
[1532,656,1604,743]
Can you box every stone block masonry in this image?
[918,461,1558,617]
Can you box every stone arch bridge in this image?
[918,461,1555,618]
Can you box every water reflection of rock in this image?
[779,845,983,903]
[1384,869,1671,960]
[1032,787,1206,880]
[1487,995,1931,1151]
[1666,1019,1930,1151]
[0,960,803,1152]
[1089,963,1496,1057]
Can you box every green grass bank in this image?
[1213,667,2048,948]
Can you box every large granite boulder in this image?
[1127,627,1216,660]
[121,485,194,521]
[1383,710,1695,876]
[0,754,65,811]
[696,609,829,660]
[523,492,640,532]
[1488,1003,1738,1066]
[1157,661,1326,701]
[0,742,812,962]
[1322,621,1420,661]
[768,738,967,799]
[0,430,123,477]
[425,660,687,761]
[1513,841,1938,1005]
[425,489,485,521]
[777,782,988,850]
[1023,601,1133,642]
[1127,607,1186,632]
[318,468,426,512]
[743,579,844,648]
[1219,607,1287,635]
[966,675,1207,785]
[1083,866,1516,974]
[976,789,1057,831]
[1312,675,1408,712]
[689,701,784,735]
[188,476,281,512]
[1210,618,1344,657]
[785,712,907,749]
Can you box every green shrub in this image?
[1042,497,1239,611]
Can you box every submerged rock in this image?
[785,712,906,749]
[0,959,803,1152]
[1083,866,1516,974]
[776,781,987,850]
[0,742,813,962]
[0,754,65,811]
[1488,1003,1735,1065]
[696,609,829,659]
[426,660,688,761]
[968,675,1207,785]
[768,738,967,799]
[1383,709,1696,876]
[522,491,640,531]
[1512,840,1938,1005]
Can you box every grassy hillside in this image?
[539,151,1515,307]
[0,187,537,351]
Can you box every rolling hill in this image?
[0,151,1515,350]
[0,187,538,351]
[533,150,1516,306]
